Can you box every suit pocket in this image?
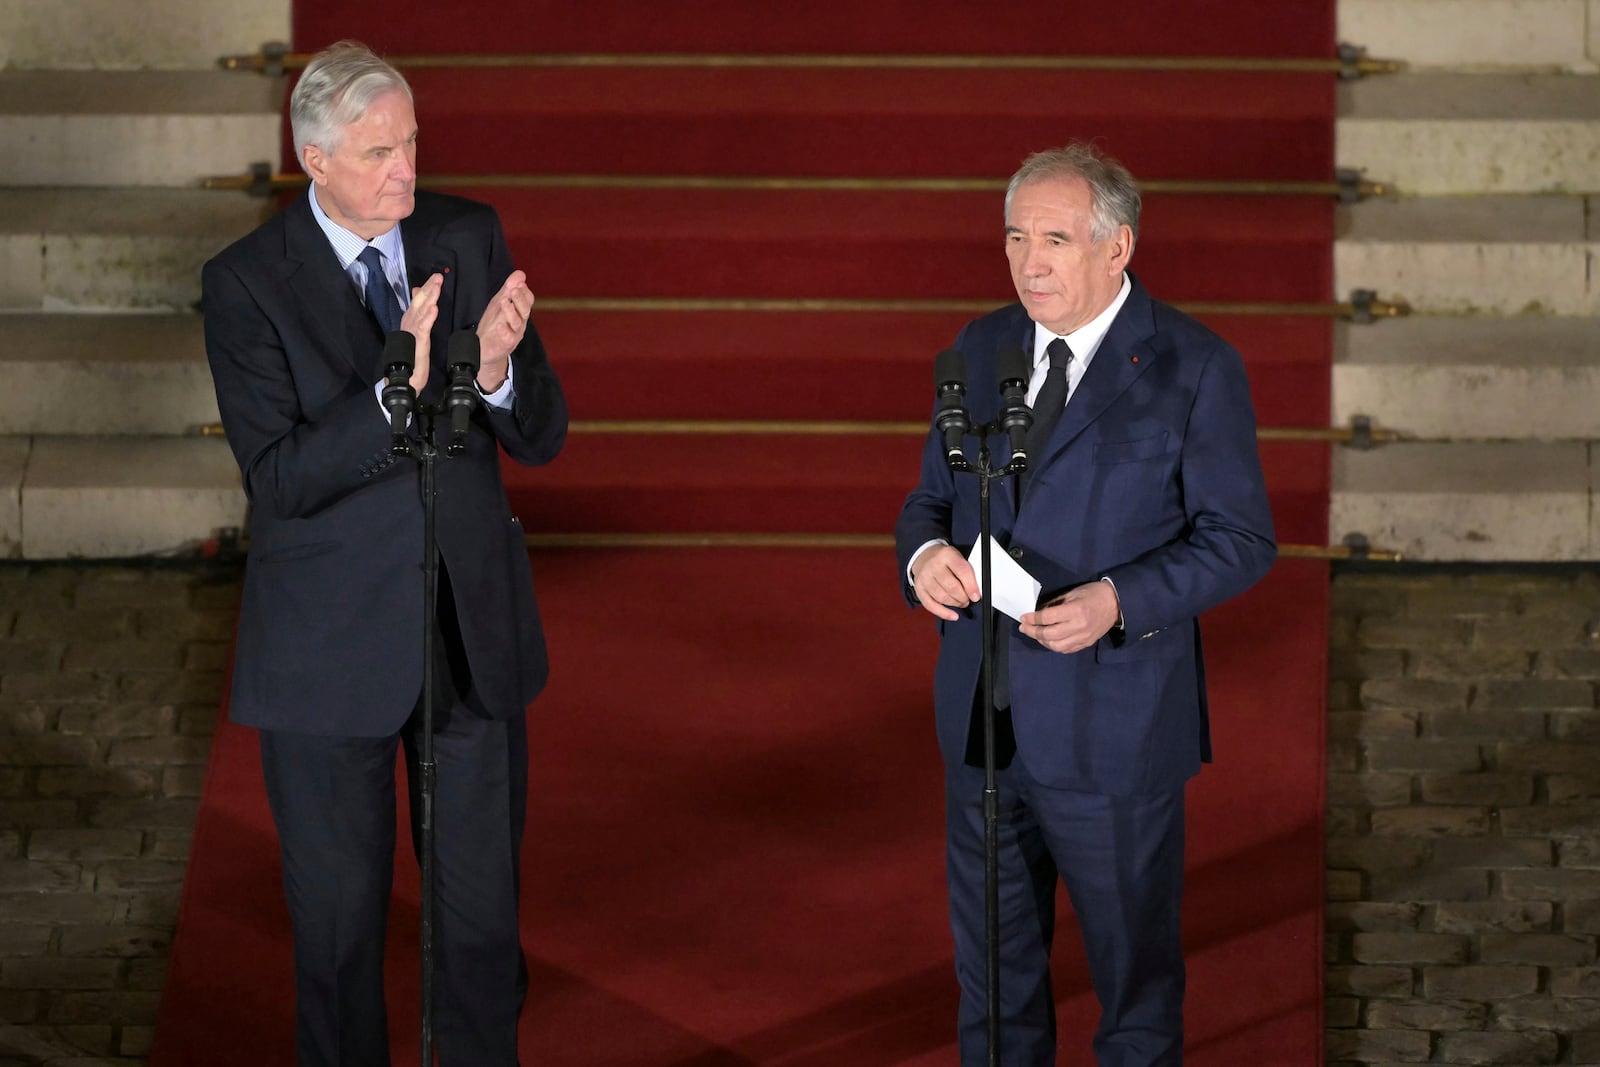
[1094,433,1170,465]
[1095,623,1186,663]
[252,540,339,564]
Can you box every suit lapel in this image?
[402,196,459,326]
[281,193,382,381]
[1031,279,1159,472]
[400,196,460,400]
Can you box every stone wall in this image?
[1326,567,1600,1066]
[0,563,238,1066]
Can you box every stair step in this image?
[0,303,1327,438]
[297,2,1333,59]
[1339,1,1599,71]
[502,435,1329,546]
[0,314,215,436]
[0,71,282,186]
[2,431,1324,560]
[16,437,245,559]
[0,183,1336,320]
[0,438,25,557]
[1,0,288,70]
[0,189,270,310]
[1333,195,1596,315]
[1331,441,1595,560]
[474,186,1331,303]
[1338,73,1600,194]
[1334,316,1600,439]
[0,303,1324,441]
[405,67,1334,180]
[540,310,1332,426]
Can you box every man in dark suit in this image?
[202,42,565,1066]
[895,143,1276,1065]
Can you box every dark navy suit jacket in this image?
[204,190,568,736]
[895,276,1276,795]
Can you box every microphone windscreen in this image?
[934,347,967,389]
[447,330,482,370]
[996,347,1029,387]
[382,330,416,370]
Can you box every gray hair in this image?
[290,41,413,167]
[1004,143,1141,248]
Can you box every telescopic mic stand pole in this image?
[973,433,1002,1067]
[381,330,482,1067]
[414,409,440,1065]
[932,349,1027,1067]
[419,330,482,1066]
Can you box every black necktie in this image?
[357,246,403,334]
[985,338,1074,722]
[1019,337,1073,501]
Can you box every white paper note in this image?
[966,536,1042,622]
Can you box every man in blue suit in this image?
[203,42,565,1066]
[895,143,1275,1065]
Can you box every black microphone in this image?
[379,331,417,455]
[444,331,481,456]
[933,348,971,470]
[995,347,1032,471]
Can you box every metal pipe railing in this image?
[517,531,1401,561]
[558,418,1409,447]
[520,293,1410,320]
[213,527,1400,562]
[197,418,1407,446]
[200,168,1390,201]
[202,169,1390,200]
[219,44,1401,78]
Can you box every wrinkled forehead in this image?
[1005,176,1095,230]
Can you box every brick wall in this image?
[0,563,239,1065]
[1326,567,1600,1066]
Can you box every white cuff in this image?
[477,358,515,410]
[908,539,950,585]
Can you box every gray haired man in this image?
[203,40,566,1065]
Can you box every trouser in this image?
[945,751,1186,1066]
[260,601,530,1067]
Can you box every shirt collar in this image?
[307,186,405,273]
[1031,272,1133,371]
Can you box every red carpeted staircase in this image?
[154,4,1334,1063]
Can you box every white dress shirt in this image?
[907,274,1134,626]
[1025,273,1132,409]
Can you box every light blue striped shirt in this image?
[308,186,409,315]
[308,187,514,409]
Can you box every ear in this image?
[302,145,328,185]
[1104,224,1134,274]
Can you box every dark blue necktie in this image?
[357,246,403,334]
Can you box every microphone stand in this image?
[389,389,475,1067]
[944,419,1026,1067]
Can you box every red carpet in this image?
[156,3,1333,1062]
[399,68,1332,180]
[293,1,1332,57]
[445,188,1334,301]
[153,551,1325,1066]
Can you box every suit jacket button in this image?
[1009,547,1024,559]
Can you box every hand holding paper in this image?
[965,536,1042,623]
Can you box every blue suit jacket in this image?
[204,191,568,736]
[894,276,1275,794]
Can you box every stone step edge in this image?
[2,435,1595,561]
